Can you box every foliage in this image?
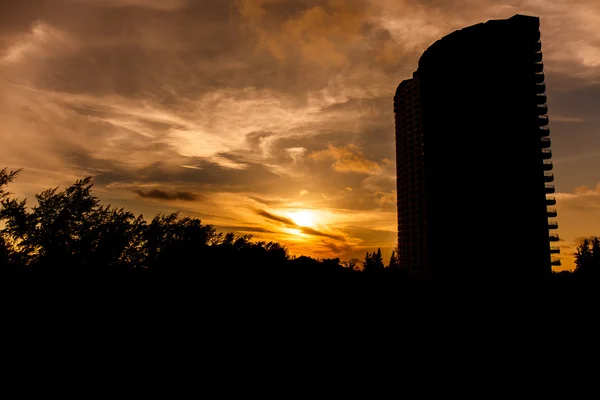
[0,168,352,275]
[388,249,400,269]
[363,248,384,273]
[5,168,594,290]
[574,237,600,277]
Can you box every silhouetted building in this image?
[394,14,560,282]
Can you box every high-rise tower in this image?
[394,15,559,282]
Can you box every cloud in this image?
[556,186,600,211]
[286,147,307,163]
[1,21,78,65]
[83,0,187,10]
[256,209,296,225]
[574,185,592,194]
[133,188,204,202]
[238,0,371,67]
[310,144,383,174]
[340,226,397,246]
[216,225,277,234]
[552,115,585,123]
[371,190,397,206]
[255,208,347,241]
[300,226,346,242]
[573,236,600,245]
[321,240,354,254]
[2,0,600,264]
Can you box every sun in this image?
[289,210,316,228]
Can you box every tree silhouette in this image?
[364,248,384,273]
[343,260,357,271]
[591,238,600,272]
[388,249,400,269]
[575,238,593,275]
[574,237,600,280]
[0,168,26,270]
[2,167,598,289]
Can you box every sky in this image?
[1,0,599,270]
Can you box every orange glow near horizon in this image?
[287,210,317,228]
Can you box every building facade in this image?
[394,15,560,282]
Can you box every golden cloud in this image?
[372,190,397,206]
[309,144,382,174]
[238,0,371,67]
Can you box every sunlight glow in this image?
[284,227,304,237]
[288,210,316,228]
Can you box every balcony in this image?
[542,149,552,159]
[549,234,560,242]
[535,83,546,94]
[544,173,554,182]
[545,184,556,194]
[543,161,553,171]
[533,41,542,52]
[541,137,551,148]
[537,104,548,115]
[550,246,560,254]
[539,115,549,126]
[532,52,543,63]
[533,62,544,73]
[547,208,557,217]
[539,127,550,137]
[547,197,556,206]
[551,259,562,266]
[536,94,547,104]
[534,73,545,84]
[548,220,559,229]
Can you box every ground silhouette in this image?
[1,168,597,294]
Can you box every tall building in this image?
[394,15,560,282]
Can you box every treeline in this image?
[0,168,400,276]
[3,168,599,290]
[572,238,600,278]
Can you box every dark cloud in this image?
[133,188,203,202]
[247,196,284,207]
[300,226,346,242]
[321,240,354,254]
[216,225,277,234]
[256,209,296,226]
[64,149,292,196]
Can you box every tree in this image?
[373,248,384,270]
[388,249,400,269]
[0,168,21,201]
[0,168,26,269]
[363,248,384,273]
[591,237,600,272]
[343,260,357,271]
[1,166,428,279]
[575,238,593,274]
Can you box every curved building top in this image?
[418,14,540,70]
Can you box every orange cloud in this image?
[88,0,186,10]
[238,0,370,67]
[372,190,397,206]
[310,144,382,174]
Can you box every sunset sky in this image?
[1,0,599,270]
